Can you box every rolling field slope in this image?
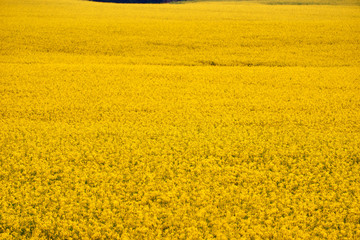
[0,0,360,239]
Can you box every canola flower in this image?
[0,0,359,239]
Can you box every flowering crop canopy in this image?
[89,0,183,3]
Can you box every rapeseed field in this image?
[0,0,359,239]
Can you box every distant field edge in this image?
[187,0,360,6]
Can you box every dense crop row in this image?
[1,0,359,239]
